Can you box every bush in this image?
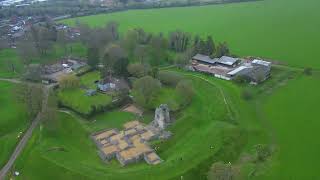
[58,74,80,90]
[176,80,195,106]
[233,75,249,84]
[158,71,183,86]
[127,63,149,78]
[303,67,313,76]
[241,88,253,101]
[132,76,161,108]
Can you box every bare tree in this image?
[15,83,44,119]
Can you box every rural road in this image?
[0,81,55,180]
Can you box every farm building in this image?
[97,77,129,93]
[191,54,271,84]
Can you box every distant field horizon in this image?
[61,0,320,69]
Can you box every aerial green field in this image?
[260,75,320,179]
[62,0,320,69]
[9,71,261,180]
[0,82,28,168]
[0,43,86,78]
[57,88,113,115]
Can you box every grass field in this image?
[62,0,320,69]
[9,71,260,180]
[0,82,28,169]
[0,43,87,78]
[259,75,320,179]
[57,88,112,115]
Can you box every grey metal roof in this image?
[192,54,217,65]
[217,56,238,66]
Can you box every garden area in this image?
[57,71,113,116]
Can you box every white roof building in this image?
[252,59,271,67]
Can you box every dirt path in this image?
[0,83,54,179]
[0,78,22,84]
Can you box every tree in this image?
[176,80,194,106]
[206,36,216,56]
[122,29,139,56]
[134,45,149,64]
[132,76,161,108]
[149,34,168,66]
[57,30,69,55]
[303,67,313,76]
[101,44,127,77]
[169,30,191,52]
[87,46,100,69]
[105,21,119,41]
[16,39,38,65]
[41,91,58,133]
[113,57,129,77]
[58,74,80,90]
[215,42,230,58]
[158,71,183,86]
[254,144,272,162]
[23,64,42,82]
[15,83,44,119]
[127,63,148,78]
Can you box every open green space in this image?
[259,75,320,179]
[62,0,320,69]
[57,88,112,116]
[10,70,260,180]
[79,71,100,89]
[0,43,86,78]
[0,82,29,168]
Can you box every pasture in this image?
[62,0,320,69]
[9,71,257,180]
[0,82,28,168]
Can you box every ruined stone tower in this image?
[154,104,170,129]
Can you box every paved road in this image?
[0,82,53,180]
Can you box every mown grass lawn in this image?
[57,88,112,115]
[79,71,100,89]
[0,82,29,169]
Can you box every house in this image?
[216,56,239,67]
[97,77,129,93]
[98,82,116,92]
[192,54,216,65]
[86,89,97,96]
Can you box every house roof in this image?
[227,66,251,76]
[217,56,238,66]
[252,59,271,67]
[192,54,217,65]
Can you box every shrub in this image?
[176,80,195,106]
[58,74,80,90]
[241,88,253,101]
[303,67,313,76]
[158,71,183,86]
[127,63,149,78]
[132,76,161,108]
[254,144,272,162]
